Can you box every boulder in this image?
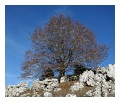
[70,82,84,92]
[43,92,52,97]
[66,94,77,97]
[106,64,115,78]
[60,76,68,83]
[95,64,115,81]
[30,80,41,91]
[94,73,106,82]
[86,78,95,87]
[79,70,95,86]
[84,79,115,97]
[96,67,106,74]
[30,78,59,91]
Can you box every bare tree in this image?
[21,15,109,80]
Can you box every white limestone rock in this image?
[30,80,41,91]
[43,92,52,97]
[53,88,61,92]
[96,67,106,74]
[84,79,115,97]
[60,76,68,83]
[94,73,106,83]
[79,70,94,82]
[70,82,84,92]
[106,64,115,78]
[5,82,28,97]
[96,64,115,81]
[70,82,80,92]
[86,78,95,87]
[79,70,95,86]
[30,78,59,91]
[84,90,93,97]
[66,94,77,97]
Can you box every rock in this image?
[84,85,101,97]
[5,64,115,97]
[106,64,115,78]
[84,90,93,97]
[53,88,61,92]
[32,92,40,97]
[60,76,68,83]
[94,73,106,82]
[17,82,28,88]
[95,64,115,81]
[70,82,80,92]
[106,80,115,95]
[68,75,78,81]
[30,78,59,91]
[79,70,94,82]
[43,92,52,97]
[79,82,84,89]
[20,94,27,97]
[5,82,28,97]
[70,82,84,92]
[66,94,77,97]
[79,70,95,86]
[84,79,115,97]
[86,78,95,87]
[30,80,41,91]
[96,67,106,74]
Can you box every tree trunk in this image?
[58,68,65,83]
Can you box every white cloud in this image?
[6,36,25,51]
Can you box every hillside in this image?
[5,64,115,97]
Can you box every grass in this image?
[19,81,94,97]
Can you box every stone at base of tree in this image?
[60,76,68,83]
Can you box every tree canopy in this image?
[21,15,109,79]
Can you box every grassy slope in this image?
[19,81,94,97]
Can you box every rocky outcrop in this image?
[79,70,95,87]
[106,64,115,78]
[82,64,115,97]
[30,78,60,91]
[84,80,115,97]
[96,64,115,79]
[70,82,84,92]
[5,82,28,97]
[5,64,115,97]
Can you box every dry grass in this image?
[19,81,94,97]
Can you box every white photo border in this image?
[0,0,119,102]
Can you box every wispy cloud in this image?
[5,73,17,78]
[6,36,25,51]
[5,73,19,85]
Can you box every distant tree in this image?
[21,15,109,80]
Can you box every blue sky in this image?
[5,5,115,85]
